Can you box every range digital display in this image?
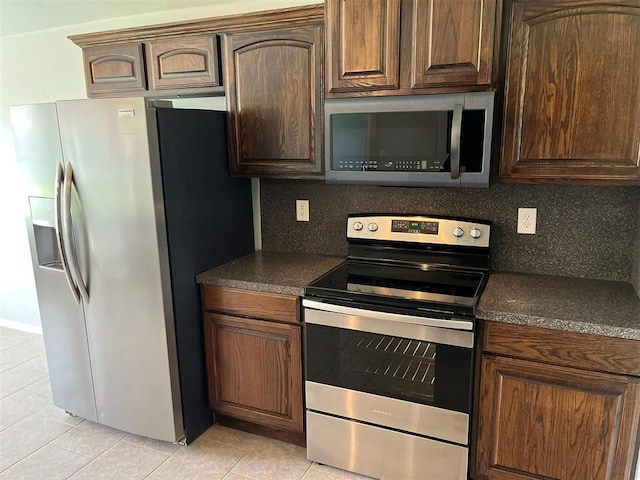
[391,219,439,235]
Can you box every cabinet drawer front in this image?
[146,35,221,91]
[483,321,640,376]
[202,285,299,324]
[83,42,146,96]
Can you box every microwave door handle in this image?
[55,163,81,304]
[450,104,463,179]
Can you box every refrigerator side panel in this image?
[155,108,254,443]
[9,104,97,422]
[56,98,183,442]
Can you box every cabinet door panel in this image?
[146,35,220,91]
[326,0,401,92]
[412,0,496,88]
[500,1,640,184]
[225,26,323,177]
[477,355,640,480]
[83,43,146,96]
[204,313,303,432]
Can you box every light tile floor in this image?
[0,326,371,480]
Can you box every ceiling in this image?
[0,0,219,37]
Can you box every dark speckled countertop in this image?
[478,273,640,340]
[197,252,639,340]
[196,250,345,296]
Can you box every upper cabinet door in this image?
[500,0,640,185]
[224,25,323,178]
[326,0,401,93]
[146,35,221,91]
[325,0,499,96]
[82,42,146,97]
[411,0,497,88]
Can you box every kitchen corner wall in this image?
[261,181,640,283]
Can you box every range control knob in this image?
[453,227,464,238]
[470,228,482,239]
[353,221,364,231]
[368,222,379,232]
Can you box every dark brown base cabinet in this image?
[201,285,304,441]
[475,322,640,480]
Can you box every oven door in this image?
[303,299,474,446]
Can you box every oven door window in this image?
[330,110,485,174]
[306,323,473,414]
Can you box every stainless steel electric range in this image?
[303,214,491,480]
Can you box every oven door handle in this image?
[303,299,474,349]
[302,299,473,331]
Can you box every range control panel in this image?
[347,215,490,248]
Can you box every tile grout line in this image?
[0,352,46,375]
[0,423,93,474]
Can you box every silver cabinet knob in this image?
[470,228,481,239]
[453,227,464,238]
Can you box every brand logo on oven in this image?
[372,409,392,416]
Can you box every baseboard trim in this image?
[0,318,42,335]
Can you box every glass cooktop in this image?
[305,260,487,317]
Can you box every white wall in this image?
[0,0,312,327]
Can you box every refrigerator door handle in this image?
[62,161,90,304]
[55,163,81,304]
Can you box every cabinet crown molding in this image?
[68,3,324,47]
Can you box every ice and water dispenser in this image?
[29,196,62,270]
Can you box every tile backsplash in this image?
[261,181,640,283]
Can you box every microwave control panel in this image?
[335,159,446,172]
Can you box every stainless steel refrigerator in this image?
[10,98,254,443]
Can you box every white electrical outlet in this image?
[517,208,537,234]
[296,200,309,222]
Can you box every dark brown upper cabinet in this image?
[145,35,221,92]
[411,0,496,89]
[326,0,401,92]
[82,42,147,97]
[223,24,324,178]
[499,0,640,185]
[76,36,223,98]
[326,0,499,96]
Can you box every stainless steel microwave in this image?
[324,92,495,187]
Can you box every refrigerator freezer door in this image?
[10,103,97,422]
[56,98,183,442]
